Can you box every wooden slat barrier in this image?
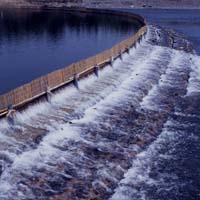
[0,20,147,116]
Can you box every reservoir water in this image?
[0,9,141,94]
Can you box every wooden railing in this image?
[0,9,147,117]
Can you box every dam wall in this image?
[0,9,147,117]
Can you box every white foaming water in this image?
[12,124,80,169]
[141,49,191,111]
[0,123,81,196]
[186,54,200,95]
[73,46,168,124]
[110,119,183,200]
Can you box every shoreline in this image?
[0,6,200,11]
[0,4,200,10]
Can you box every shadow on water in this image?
[0,9,141,94]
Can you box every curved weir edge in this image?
[0,8,147,118]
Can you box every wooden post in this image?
[127,47,130,54]
[73,74,79,89]
[94,65,99,77]
[143,32,146,39]
[46,87,53,102]
[120,50,123,60]
[110,56,114,67]
[6,104,16,125]
[138,37,141,45]
[141,35,143,42]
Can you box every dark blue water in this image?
[0,9,141,95]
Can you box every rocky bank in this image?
[0,0,200,9]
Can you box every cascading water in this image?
[0,25,199,200]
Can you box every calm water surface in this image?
[0,9,141,94]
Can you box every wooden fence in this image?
[0,11,147,117]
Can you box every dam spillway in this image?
[0,24,200,199]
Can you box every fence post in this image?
[120,50,123,60]
[6,104,16,125]
[127,46,130,54]
[138,36,141,45]
[46,86,53,102]
[73,74,79,89]
[134,42,137,49]
[110,56,114,67]
[94,65,99,77]
[144,30,147,39]
[141,35,144,42]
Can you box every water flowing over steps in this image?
[0,26,199,200]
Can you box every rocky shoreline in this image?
[0,0,200,9]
